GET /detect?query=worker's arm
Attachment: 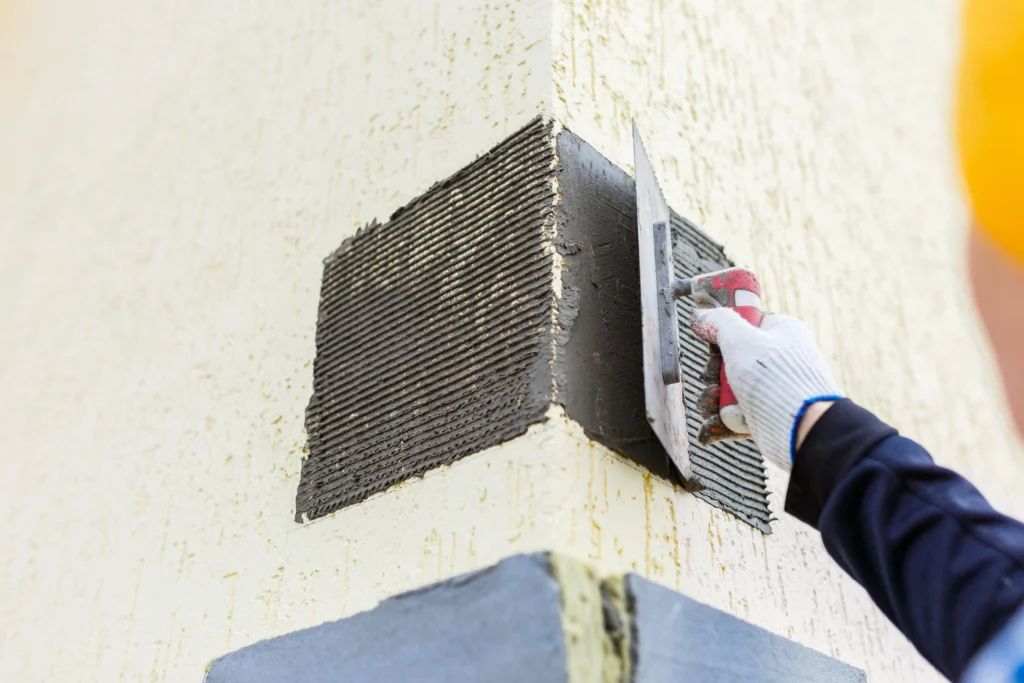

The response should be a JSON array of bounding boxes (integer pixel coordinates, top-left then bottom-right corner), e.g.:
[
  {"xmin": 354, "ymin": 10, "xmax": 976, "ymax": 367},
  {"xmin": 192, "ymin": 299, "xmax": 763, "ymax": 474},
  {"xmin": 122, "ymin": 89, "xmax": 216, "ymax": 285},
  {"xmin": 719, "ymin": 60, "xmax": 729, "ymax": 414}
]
[
  {"xmin": 691, "ymin": 306, "xmax": 1024, "ymax": 681},
  {"xmin": 786, "ymin": 399, "xmax": 1024, "ymax": 681}
]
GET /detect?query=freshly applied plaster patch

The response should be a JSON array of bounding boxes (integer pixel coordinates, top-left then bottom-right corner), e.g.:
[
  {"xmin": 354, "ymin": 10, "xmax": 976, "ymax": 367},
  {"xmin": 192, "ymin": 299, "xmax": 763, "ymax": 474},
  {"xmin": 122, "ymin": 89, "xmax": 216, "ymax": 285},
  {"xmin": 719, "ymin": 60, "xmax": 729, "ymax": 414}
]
[
  {"xmin": 553, "ymin": 131, "xmax": 771, "ymax": 532},
  {"xmin": 297, "ymin": 119, "xmax": 558, "ymax": 521},
  {"xmin": 299, "ymin": 116, "xmax": 769, "ymax": 531},
  {"xmin": 553, "ymin": 129, "xmax": 672, "ymax": 477}
]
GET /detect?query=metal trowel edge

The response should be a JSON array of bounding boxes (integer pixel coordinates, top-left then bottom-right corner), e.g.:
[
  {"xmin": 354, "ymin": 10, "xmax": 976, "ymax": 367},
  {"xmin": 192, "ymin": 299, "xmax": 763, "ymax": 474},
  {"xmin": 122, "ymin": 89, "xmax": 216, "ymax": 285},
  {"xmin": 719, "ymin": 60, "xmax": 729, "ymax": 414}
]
[{"xmin": 632, "ymin": 123, "xmax": 702, "ymax": 490}]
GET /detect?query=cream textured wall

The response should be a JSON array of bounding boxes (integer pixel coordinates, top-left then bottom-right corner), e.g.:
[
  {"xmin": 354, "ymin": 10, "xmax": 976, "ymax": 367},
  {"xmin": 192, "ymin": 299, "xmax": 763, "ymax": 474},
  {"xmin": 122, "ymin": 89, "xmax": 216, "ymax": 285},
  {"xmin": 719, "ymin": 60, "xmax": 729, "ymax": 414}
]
[
  {"xmin": 0, "ymin": 1, "xmax": 551, "ymax": 681},
  {"xmin": 549, "ymin": 0, "xmax": 1024, "ymax": 680},
  {"xmin": 550, "ymin": 0, "xmax": 1024, "ymax": 505},
  {"xmin": 1, "ymin": 1, "xmax": 1021, "ymax": 682}
]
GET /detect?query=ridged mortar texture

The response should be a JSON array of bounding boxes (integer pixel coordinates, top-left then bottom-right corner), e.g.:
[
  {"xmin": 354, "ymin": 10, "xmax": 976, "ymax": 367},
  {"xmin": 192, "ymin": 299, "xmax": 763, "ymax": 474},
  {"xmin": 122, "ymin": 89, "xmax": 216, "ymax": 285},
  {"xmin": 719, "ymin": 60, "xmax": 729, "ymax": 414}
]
[
  {"xmin": 298, "ymin": 118, "xmax": 558, "ymax": 521},
  {"xmin": 671, "ymin": 214, "xmax": 772, "ymax": 533},
  {"xmin": 299, "ymin": 116, "xmax": 770, "ymax": 532}
]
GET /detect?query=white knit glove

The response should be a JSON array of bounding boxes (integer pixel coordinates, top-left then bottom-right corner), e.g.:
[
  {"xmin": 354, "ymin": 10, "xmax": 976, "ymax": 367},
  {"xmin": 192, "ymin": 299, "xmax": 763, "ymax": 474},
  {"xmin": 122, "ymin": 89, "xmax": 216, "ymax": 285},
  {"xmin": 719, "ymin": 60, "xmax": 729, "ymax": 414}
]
[{"xmin": 691, "ymin": 308, "xmax": 843, "ymax": 471}]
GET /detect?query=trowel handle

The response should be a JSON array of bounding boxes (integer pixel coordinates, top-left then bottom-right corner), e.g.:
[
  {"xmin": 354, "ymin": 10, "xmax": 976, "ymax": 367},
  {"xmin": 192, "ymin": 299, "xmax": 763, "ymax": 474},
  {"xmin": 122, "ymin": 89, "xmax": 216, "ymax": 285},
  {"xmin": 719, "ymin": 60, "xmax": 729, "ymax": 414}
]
[{"xmin": 687, "ymin": 268, "xmax": 764, "ymax": 434}]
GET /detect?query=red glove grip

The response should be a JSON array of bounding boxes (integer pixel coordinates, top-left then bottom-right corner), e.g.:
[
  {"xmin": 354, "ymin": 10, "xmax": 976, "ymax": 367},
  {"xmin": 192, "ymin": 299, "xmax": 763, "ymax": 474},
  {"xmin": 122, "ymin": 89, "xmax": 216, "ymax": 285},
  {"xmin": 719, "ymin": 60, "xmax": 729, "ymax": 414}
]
[
  {"xmin": 691, "ymin": 268, "xmax": 764, "ymax": 434},
  {"xmin": 718, "ymin": 306, "xmax": 763, "ymax": 431}
]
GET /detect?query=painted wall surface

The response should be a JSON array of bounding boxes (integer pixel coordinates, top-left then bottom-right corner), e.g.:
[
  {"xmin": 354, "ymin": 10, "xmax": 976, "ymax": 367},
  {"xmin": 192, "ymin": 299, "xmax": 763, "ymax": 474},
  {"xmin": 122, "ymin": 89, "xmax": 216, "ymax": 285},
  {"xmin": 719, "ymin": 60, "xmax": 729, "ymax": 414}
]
[{"xmin": 1, "ymin": 2, "xmax": 1021, "ymax": 683}]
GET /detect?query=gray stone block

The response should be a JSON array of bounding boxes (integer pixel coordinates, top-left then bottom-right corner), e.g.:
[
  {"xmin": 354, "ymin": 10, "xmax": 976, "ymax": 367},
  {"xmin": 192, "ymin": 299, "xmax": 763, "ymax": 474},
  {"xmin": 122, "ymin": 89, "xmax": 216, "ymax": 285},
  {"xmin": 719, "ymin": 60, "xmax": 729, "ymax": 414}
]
[
  {"xmin": 205, "ymin": 553, "xmax": 865, "ymax": 683},
  {"xmin": 629, "ymin": 575, "xmax": 867, "ymax": 683},
  {"xmin": 205, "ymin": 554, "xmax": 567, "ymax": 683}
]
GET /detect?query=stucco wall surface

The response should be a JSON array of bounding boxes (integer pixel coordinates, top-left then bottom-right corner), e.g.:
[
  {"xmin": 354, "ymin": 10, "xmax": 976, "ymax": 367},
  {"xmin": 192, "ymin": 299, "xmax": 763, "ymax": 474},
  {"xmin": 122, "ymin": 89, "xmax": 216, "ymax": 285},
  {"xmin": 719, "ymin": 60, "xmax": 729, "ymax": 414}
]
[
  {"xmin": 0, "ymin": 1, "xmax": 551, "ymax": 681},
  {"xmin": 551, "ymin": 0, "xmax": 1024, "ymax": 504},
  {"xmin": 548, "ymin": 0, "xmax": 1024, "ymax": 680},
  {"xmin": 1, "ymin": 1, "xmax": 1022, "ymax": 683}
]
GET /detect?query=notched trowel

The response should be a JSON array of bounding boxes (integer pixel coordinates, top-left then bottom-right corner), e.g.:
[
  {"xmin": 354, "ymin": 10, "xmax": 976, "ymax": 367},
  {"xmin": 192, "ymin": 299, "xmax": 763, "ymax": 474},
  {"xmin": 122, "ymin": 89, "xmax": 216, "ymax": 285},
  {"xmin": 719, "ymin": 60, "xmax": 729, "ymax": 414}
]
[
  {"xmin": 632, "ymin": 124, "xmax": 703, "ymax": 490},
  {"xmin": 633, "ymin": 124, "xmax": 698, "ymax": 488},
  {"xmin": 633, "ymin": 125, "xmax": 766, "ymax": 491}
]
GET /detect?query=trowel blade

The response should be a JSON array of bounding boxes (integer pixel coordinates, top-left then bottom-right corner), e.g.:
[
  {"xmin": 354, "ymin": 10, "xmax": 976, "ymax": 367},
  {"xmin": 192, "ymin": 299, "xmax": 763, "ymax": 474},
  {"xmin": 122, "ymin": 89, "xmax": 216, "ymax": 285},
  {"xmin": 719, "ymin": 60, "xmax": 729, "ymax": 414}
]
[{"xmin": 632, "ymin": 123, "xmax": 697, "ymax": 486}]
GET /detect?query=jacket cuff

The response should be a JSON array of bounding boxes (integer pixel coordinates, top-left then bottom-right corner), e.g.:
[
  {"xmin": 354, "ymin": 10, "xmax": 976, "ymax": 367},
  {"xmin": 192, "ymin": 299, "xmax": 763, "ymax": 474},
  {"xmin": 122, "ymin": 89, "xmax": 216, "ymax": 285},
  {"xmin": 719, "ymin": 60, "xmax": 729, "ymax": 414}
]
[{"xmin": 784, "ymin": 399, "xmax": 898, "ymax": 528}]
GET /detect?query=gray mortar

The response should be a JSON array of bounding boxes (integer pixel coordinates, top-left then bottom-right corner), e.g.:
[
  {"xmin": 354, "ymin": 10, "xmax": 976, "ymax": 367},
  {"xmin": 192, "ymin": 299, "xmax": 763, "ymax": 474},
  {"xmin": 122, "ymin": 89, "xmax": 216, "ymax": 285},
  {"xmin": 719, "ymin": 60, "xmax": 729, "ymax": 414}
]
[
  {"xmin": 298, "ymin": 116, "xmax": 770, "ymax": 531},
  {"xmin": 553, "ymin": 129, "xmax": 680, "ymax": 482},
  {"xmin": 297, "ymin": 119, "xmax": 559, "ymax": 521},
  {"xmin": 554, "ymin": 129, "xmax": 771, "ymax": 530}
]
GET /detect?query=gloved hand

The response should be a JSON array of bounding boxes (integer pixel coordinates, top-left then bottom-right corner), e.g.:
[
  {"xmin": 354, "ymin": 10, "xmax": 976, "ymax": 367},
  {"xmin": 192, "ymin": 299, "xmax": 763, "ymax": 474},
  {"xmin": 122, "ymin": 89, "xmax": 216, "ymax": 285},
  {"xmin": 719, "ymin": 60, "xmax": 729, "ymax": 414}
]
[{"xmin": 690, "ymin": 307, "xmax": 843, "ymax": 471}]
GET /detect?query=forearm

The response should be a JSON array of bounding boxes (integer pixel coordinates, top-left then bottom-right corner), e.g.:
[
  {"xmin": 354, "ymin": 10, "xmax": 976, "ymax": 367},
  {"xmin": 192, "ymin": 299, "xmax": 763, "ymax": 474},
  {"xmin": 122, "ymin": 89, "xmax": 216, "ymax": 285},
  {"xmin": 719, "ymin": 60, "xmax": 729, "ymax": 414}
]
[{"xmin": 785, "ymin": 400, "xmax": 1024, "ymax": 681}]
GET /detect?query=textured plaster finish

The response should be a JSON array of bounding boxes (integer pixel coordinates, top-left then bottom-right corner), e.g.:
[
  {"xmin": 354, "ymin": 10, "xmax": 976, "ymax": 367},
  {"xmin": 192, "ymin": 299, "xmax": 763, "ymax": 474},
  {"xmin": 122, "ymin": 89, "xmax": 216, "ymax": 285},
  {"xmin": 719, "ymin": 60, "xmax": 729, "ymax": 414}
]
[
  {"xmin": 2, "ymin": 2, "xmax": 1024, "ymax": 683},
  {"xmin": 298, "ymin": 119, "xmax": 559, "ymax": 521}
]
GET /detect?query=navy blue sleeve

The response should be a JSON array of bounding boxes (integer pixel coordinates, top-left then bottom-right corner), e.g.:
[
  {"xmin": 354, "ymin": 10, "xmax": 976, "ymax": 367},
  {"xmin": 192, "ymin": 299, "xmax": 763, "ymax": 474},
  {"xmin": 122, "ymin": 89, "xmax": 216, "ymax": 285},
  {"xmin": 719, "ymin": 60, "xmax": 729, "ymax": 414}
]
[{"xmin": 784, "ymin": 399, "xmax": 1024, "ymax": 682}]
